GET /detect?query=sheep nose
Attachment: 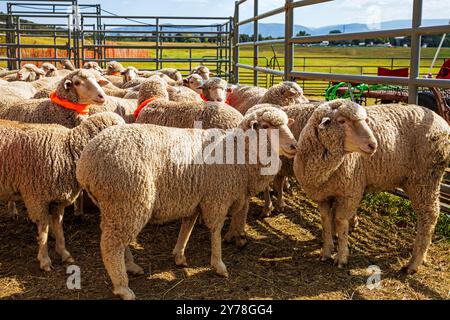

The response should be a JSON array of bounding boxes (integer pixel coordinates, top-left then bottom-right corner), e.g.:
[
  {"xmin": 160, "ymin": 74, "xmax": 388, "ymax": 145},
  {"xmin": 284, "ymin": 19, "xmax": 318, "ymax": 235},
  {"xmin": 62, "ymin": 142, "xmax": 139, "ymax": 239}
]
[
  {"xmin": 367, "ymin": 142, "xmax": 377, "ymax": 153},
  {"xmin": 288, "ymin": 144, "xmax": 297, "ymax": 152},
  {"xmin": 217, "ymin": 98, "xmax": 223, "ymax": 102},
  {"xmin": 97, "ymin": 94, "xmax": 106, "ymax": 102}
]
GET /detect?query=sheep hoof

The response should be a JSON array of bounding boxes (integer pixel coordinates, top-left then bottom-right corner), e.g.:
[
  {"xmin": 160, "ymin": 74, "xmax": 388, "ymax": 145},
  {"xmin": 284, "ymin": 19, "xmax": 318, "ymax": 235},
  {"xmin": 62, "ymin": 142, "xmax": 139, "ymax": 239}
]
[
  {"xmin": 401, "ymin": 265, "xmax": 418, "ymax": 275},
  {"xmin": 261, "ymin": 205, "xmax": 274, "ymax": 218},
  {"xmin": 213, "ymin": 262, "xmax": 229, "ymax": 278},
  {"xmin": 39, "ymin": 258, "xmax": 53, "ymax": 272},
  {"xmin": 320, "ymin": 253, "xmax": 332, "ymax": 262},
  {"xmin": 113, "ymin": 286, "xmax": 136, "ymax": 300},
  {"xmin": 334, "ymin": 257, "xmax": 347, "ymax": 269},
  {"xmin": 235, "ymin": 236, "xmax": 248, "ymax": 249},
  {"xmin": 63, "ymin": 255, "xmax": 75, "ymax": 264},
  {"xmin": 174, "ymin": 255, "xmax": 188, "ymax": 267},
  {"xmin": 274, "ymin": 200, "xmax": 285, "ymax": 212},
  {"xmin": 127, "ymin": 263, "xmax": 145, "ymax": 275}
]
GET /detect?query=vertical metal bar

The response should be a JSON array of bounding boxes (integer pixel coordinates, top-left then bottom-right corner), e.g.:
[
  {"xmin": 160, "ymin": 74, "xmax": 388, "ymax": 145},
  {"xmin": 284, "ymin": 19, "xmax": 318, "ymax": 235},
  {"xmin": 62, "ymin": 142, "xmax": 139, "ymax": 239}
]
[
  {"xmin": 54, "ymin": 26, "xmax": 57, "ymax": 63},
  {"xmin": 233, "ymin": 1, "xmax": 240, "ymax": 84},
  {"xmin": 409, "ymin": 0, "xmax": 422, "ymax": 104},
  {"xmin": 228, "ymin": 18, "xmax": 233, "ymax": 82},
  {"xmin": 16, "ymin": 17, "xmax": 21, "ymax": 68},
  {"xmin": 216, "ymin": 25, "xmax": 220, "ymax": 77},
  {"xmin": 155, "ymin": 18, "xmax": 160, "ymax": 70},
  {"xmin": 81, "ymin": 17, "xmax": 85, "ymax": 65},
  {"xmin": 253, "ymin": 0, "xmax": 258, "ymax": 86},
  {"xmin": 284, "ymin": 0, "xmax": 294, "ymax": 81}
]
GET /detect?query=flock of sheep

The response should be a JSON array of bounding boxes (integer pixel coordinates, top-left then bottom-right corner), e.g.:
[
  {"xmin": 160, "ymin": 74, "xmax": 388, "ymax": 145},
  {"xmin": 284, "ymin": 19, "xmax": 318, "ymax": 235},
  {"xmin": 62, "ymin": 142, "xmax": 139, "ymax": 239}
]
[{"xmin": 0, "ymin": 60, "xmax": 449, "ymax": 300}]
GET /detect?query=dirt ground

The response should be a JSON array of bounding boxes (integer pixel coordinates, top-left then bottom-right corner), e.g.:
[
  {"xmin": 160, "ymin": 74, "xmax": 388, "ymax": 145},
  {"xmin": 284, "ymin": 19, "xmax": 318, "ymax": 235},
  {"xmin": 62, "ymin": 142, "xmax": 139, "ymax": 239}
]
[{"xmin": 0, "ymin": 181, "xmax": 449, "ymax": 300}]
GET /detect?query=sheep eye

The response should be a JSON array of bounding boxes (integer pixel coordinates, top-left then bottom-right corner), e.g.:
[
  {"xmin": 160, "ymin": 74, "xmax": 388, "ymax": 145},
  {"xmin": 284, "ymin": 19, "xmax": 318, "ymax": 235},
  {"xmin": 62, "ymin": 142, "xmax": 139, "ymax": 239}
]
[
  {"xmin": 338, "ymin": 118, "xmax": 346, "ymax": 125},
  {"xmin": 74, "ymin": 80, "xmax": 81, "ymax": 86}
]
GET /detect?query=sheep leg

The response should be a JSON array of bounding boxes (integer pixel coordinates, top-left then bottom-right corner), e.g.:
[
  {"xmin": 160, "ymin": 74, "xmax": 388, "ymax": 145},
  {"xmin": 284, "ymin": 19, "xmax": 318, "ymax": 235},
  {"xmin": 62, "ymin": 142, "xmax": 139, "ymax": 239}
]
[
  {"xmin": 318, "ymin": 200, "xmax": 334, "ymax": 261},
  {"xmin": 8, "ymin": 201, "xmax": 18, "ymax": 218},
  {"xmin": 261, "ymin": 188, "xmax": 273, "ymax": 217},
  {"xmin": 125, "ymin": 247, "xmax": 144, "ymax": 275},
  {"xmin": 100, "ymin": 231, "xmax": 135, "ymax": 300},
  {"xmin": 73, "ymin": 192, "xmax": 84, "ymax": 216},
  {"xmin": 334, "ymin": 197, "xmax": 360, "ymax": 268},
  {"xmin": 172, "ymin": 213, "xmax": 199, "ymax": 267},
  {"xmin": 36, "ymin": 218, "xmax": 52, "ymax": 272},
  {"xmin": 402, "ymin": 183, "xmax": 440, "ymax": 274},
  {"xmin": 224, "ymin": 199, "xmax": 249, "ymax": 248},
  {"xmin": 51, "ymin": 205, "xmax": 74, "ymax": 264},
  {"xmin": 210, "ymin": 219, "xmax": 228, "ymax": 277},
  {"xmin": 273, "ymin": 175, "xmax": 286, "ymax": 211},
  {"xmin": 202, "ymin": 204, "xmax": 229, "ymax": 277}
]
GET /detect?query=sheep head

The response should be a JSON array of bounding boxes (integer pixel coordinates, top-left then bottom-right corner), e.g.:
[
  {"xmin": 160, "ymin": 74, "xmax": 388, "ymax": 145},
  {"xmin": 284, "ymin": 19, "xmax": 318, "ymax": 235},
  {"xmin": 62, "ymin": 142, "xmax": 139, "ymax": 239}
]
[
  {"xmin": 312, "ymin": 99, "xmax": 377, "ymax": 157},
  {"xmin": 241, "ymin": 104, "xmax": 297, "ymax": 159},
  {"xmin": 198, "ymin": 77, "xmax": 228, "ymax": 103},
  {"xmin": 121, "ymin": 66, "xmax": 139, "ymax": 83},
  {"xmin": 106, "ymin": 61, "xmax": 125, "ymax": 75},
  {"xmin": 191, "ymin": 65, "xmax": 211, "ymax": 80},
  {"xmin": 83, "ymin": 61, "xmax": 103, "ymax": 73},
  {"xmin": 57, "ymin": 69, "xmax": 109, "ymax": 105},
  {"xmin": 17, "ymin": 64, "xmax": 45, "ymax": 81},
  {"xmin": 183, "ymin": 74, "xmax": 203, "ymax": 93},
  {"xmin": 41, "ymin": 63, "xmax": 58, "ymax": 77},
  {"xmin": 275, "ymin": 81, "xmax": 309, "ymax": 103}
]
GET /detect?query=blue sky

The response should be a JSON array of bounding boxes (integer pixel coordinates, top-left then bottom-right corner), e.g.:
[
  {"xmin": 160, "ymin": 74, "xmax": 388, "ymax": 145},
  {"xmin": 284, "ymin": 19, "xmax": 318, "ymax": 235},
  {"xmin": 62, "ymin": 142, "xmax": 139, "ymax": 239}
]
[{"xmin": 0, "ymin": 0, "xmax": 448, "ymax": 28}]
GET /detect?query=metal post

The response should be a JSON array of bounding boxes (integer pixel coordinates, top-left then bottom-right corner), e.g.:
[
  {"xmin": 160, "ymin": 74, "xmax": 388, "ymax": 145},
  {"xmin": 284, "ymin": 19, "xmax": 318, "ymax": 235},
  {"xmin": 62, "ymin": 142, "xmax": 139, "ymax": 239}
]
[
  {"xmin": 408, "ymin": 0, "xmax": 422, "ymax": 104},
  {"xmin": 156, "ymin": 18, "xmax": 160, "ymax": 70},
  {"xmin": 233, "ymin": 1, "xmax": 239, "ymax": 83},
  {"xmin": 284, "ymin": 0, "xmax": 294, "ymax": 81},
  {"xmin": 253, "ymin": 0, "xmax": 258, "ymax": 86},
  {"xmin": 16, "ymin": 17, "xmax": 21, "ymax": 68}
]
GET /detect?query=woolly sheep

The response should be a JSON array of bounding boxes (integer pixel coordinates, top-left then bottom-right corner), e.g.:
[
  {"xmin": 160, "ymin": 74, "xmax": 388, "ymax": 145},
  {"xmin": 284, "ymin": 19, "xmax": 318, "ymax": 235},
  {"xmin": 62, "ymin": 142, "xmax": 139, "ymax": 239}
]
[
  {"xmin": 76, "ymin": 105, "xmax": 297, "ymax": 299},
  {"xmin": 0, "ymin": 76, "xmax": 63, "ymax": 101},
  {"xmin": 135, "ymin": 77, "xmax": 242, "ymax": 129},
  {"xmin": 229, "ymin": 81, "xmax": 309, "ymax": 115},
  {"xmin": 199, "ymin": 77, "xmax": 228, "ymax": 103},
  {"xmin": 83, "ymin": 61, "xmax": 103, "ymax": 73},
  {"xmin": 2, "ymin": 64, "xmax": 46, "ymax": 82},
  {"xmin": 41, "ymin": 62, "xmax": 72, "ymax": 77},
  {"xmin": 183, "ymin": 74, "xmax": 203, "ymax": 94},
  {"xmin": 293, "ymin": 100, "xmax": 450, "ymax": 274},
  {"xmin": 0, "ymin": 69, "xmax": 109, "ymax": 128},
  {"xmin": 190, "ymin": 65, "xmax": 211, "ymax": 80},
  {"xmin": 0, "ymin": 112, "xmax": 124, "ymax": 271}
]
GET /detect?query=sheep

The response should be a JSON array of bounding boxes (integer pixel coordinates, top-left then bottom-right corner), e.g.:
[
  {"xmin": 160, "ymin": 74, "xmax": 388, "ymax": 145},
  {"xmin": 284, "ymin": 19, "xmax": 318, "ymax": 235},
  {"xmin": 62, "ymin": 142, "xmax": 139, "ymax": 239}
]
[
  {"xmin": 183, "ymin": 74, "xmax": 203, "ymax": 94},
  {"xmin": 0, "ymin": 76, "xmax": 63, "ymax": 101},
  {"xmin": 0, "ymin": 69, "xmax": 109, "ymax": 128},
  {"xmin": 61, "ymin": 60, "xmax": 76, "ymax": 71},
  {"xmin": 228, "ymin": 86, "xmax": 268, "ymax": 114},
  {"xmin": 89, "ymin": 96, "xmax": 137, "ymax": 124},
  {"xmin": 76, "ymin": 105, "xmax": 297, "ymax": 300},
  {"xmin": 229, "ymin": 81, "xmax": 309, "ymax": 115},
  {"xmin": 190, "ymin": 65, "xmax": 211, "ymax": 80},
  {"xmin": 292, "ymin": 99, "xmax": 450, "ymax": 274},
  {"xmin": 198, "ymin": 77, "xmax": 229, "ymax": 103},
  {"xmin": 166, "ymin": 85, "xmax": 203, "ymax": 103},
  {"xmin": 135, "ymin": 77, "xmax": 242, "ymax": 129},
  {"xmin": 247, "ymin": 102, "xmax": 319, "ymax": 216},
  {"xmin": 106, "ymin": 60, "xmax": 125, "ymax": 76},
  {"xmin": 158, "ymin": 67, "xmax": 182, "ymax": 82},
  {"xmin": 41, "ymin": 62, "xmax": 72, "ymax": 77},
  {"xmin": 121, "ymin": 68, "xmax": 181, "ymax": 89},
  {"xmin": 83, "ymin": 61, "xmax": 103, "ymax": 73},
  {"xmin": 2, "ymin": 64, "xmax": 46, "ymax": 82},
  {"xmin": 0, "ymin": 112, "xmax": 124, "ymax": 271}
]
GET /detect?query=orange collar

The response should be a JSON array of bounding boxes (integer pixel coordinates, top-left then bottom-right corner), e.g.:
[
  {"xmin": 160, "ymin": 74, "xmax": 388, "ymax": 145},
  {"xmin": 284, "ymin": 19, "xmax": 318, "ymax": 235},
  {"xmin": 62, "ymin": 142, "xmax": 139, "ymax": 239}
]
[
  {"xmin": 134, "ymin": 97, "xmax": 158, "ymax": 119},
  {"xmin": 199, "ymin": 93, "xmax": 230, "ymax": 105},
  {"xmin": 50, "ymin": 91, "xmax": 90, "ymax": 115},
  {"xmin": 111, "ymin": 72, "xmax": 121, "ymax": 76}
]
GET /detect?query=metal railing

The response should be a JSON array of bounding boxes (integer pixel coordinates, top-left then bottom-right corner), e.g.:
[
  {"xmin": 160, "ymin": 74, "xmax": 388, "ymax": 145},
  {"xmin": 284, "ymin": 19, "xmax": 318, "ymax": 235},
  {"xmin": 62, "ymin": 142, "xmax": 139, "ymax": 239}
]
[
  {"xmin": 0, "ymin": 1, "xmax": 234, "ymax": 79},
  {"xmin": 232, "ymin": 0, "xmax": 450, "ymax": 104}
]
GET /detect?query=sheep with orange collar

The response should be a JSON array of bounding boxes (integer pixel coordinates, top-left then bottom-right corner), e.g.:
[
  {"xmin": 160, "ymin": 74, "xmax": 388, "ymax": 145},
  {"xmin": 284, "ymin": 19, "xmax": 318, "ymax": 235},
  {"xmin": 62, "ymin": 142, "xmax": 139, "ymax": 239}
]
[{"xmin": 134, "ymin": 76, "xmax": 242, "ymax": 130}]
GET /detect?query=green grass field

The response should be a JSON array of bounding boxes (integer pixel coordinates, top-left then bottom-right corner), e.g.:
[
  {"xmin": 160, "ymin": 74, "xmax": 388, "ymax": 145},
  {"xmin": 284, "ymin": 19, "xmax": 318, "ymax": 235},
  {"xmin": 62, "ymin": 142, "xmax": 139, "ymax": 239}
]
[{"xmin": 1, "ymin": 36, "xmax": 449, "ymax": 94}]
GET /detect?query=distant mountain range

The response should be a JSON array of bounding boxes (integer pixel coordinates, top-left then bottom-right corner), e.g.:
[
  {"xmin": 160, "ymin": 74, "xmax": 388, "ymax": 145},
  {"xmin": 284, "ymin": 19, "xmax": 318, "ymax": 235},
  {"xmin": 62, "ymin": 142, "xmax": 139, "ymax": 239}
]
[{"xmin": 109, "ymin": 19, "xmax": 448, "ymax": 37}]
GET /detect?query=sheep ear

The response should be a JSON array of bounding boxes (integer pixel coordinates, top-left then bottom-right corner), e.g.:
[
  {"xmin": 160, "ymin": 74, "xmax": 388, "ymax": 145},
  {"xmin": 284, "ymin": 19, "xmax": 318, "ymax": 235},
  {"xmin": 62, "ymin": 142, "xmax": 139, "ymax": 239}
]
[
  {"xmin": 120, "ymin": 70, "xmax": 127, "ymax": 75},
  {"xmin": 64, "ymin": 79, "xmax": 72, "ymax": 90},
  {"xmin": 250, "ymin": 120, "xmax": 259, "ymax": 130},
  {"xmin": 319, "ymin": 117, "xmax": 331, "ymax": 129},
  {"xmin": 97, "ymin": 78, "xmax": 110, "ymax": 87},
  {"xmin": 288, "ymin": 118, "xmax": 295, "ymax": 126},
  {"xmin": 183, "ymin": 78, "xmax": 188, "ymax": 85}
]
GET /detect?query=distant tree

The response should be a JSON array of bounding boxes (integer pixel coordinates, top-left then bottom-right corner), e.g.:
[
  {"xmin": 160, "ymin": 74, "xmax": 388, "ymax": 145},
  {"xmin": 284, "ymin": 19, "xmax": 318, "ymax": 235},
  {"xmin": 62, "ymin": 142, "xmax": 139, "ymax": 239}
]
[
  {"xmin": 329, "ymin": 29, "xmax": 342, "ymax": 34},
  {"xmin": 296, "ymin": 30, "xmax": 310, "ymax": 37}
]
